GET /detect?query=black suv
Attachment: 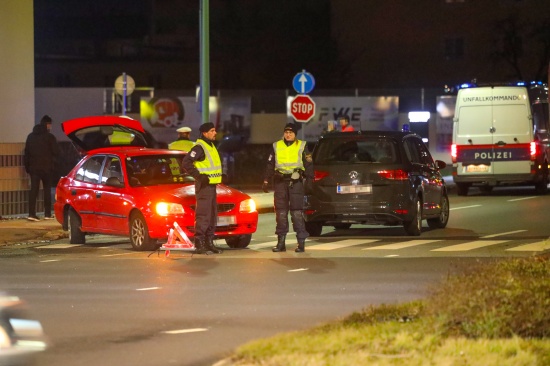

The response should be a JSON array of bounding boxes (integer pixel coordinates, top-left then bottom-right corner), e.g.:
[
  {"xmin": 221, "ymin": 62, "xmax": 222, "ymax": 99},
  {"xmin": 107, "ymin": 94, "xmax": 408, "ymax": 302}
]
[{"xmin": 304, "ymin": 131, "xmax": 449, "ymax": 236}]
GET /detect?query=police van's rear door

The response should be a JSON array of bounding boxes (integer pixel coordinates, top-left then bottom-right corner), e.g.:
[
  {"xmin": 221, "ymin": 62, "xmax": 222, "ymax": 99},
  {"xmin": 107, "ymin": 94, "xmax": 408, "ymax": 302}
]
[
  {"xmin": 455, "ymin": 87, "xmax": 494, "ymax": 176},
  {"xmin": 490, "ymin": 87, "xmax": 531, "ymax": 175}
]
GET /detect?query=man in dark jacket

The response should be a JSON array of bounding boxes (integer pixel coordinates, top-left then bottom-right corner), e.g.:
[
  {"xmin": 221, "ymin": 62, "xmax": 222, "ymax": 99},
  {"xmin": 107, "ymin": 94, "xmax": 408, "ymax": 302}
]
[{"xmin": 24, "ymin": 115, "xmax": 60, "ymax": 221}]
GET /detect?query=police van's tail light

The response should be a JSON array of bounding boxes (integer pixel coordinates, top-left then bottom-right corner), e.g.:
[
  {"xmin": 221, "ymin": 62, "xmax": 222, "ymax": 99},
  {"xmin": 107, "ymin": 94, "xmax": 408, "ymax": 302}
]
[
  {"xmin": 451, "ymin": 144, "xmax": 457, "ymax": 163},
  {"xmin": 314, "ymin": 170, "xmax": 330, "ymax": 181},
  {"xmin": 530, "ymin": 142, "xmax": 537, "ymax": 160},
  {"xmin": 377, "ymin": 169, "xmax": 409, "ymax": 180}
]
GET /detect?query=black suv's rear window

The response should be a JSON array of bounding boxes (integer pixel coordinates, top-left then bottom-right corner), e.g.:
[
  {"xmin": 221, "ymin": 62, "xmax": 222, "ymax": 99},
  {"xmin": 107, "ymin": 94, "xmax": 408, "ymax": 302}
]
[{"xmin": 313, "ymin": 137, "xmax": 400, "ymax": 165}]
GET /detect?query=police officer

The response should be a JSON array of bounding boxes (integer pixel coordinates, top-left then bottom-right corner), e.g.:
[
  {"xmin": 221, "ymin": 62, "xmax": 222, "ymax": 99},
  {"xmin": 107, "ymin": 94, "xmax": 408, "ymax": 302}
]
[
  {"xmin": 182, "ymin": 122, "xmax": 223, "ymax": 254},
  {"xmin": 262, "ymin": 123, "xmax": 313, "ymax": 252},
  {"xmin": 169, "ymin": 126, "xmax": 194, "ymax": 152}
]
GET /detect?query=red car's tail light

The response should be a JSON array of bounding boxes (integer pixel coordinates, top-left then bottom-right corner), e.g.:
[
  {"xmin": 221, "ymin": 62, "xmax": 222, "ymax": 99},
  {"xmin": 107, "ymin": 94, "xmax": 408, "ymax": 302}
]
[
  {"xmin": 377, "ymin": 169, "xmax": 409, "ymax": 180},
  {"xmin": 314, "ymin": 170, "xmax": 330, "ymax": 181}
]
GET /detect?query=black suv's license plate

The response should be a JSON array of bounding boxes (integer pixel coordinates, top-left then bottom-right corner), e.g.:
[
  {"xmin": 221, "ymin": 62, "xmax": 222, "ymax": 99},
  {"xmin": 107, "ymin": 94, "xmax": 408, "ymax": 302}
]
[{"xmin": 337, "ymin": 184, "xmax": 372, "ymax": 194}]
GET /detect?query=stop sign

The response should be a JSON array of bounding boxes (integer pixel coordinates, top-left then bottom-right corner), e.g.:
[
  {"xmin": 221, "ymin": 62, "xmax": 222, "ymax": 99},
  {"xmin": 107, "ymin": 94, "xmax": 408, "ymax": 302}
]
[{"xmin": 290, "ymin": 94, "xmax": 316, "ymax": 123}]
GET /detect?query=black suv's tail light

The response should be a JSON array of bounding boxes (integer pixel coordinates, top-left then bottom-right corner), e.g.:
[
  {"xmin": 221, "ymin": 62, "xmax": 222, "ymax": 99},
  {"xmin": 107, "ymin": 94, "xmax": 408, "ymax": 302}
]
[
  {"xmin": 377, "ymin": 169, "xmax": 409, "ymax": 180},
  {"xmin": 314, "ymin": 170, "xmax": 330, "ymax": 181}
]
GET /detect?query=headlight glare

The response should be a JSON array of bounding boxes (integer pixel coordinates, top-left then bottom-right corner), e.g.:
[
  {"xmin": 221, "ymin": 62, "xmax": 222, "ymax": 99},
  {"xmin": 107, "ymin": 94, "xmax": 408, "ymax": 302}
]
[
  {"xmin": 156, "ymin": 202, "xmax": 185, "ymax": 216},
  {"xmin": 239, "ymin": 199, "xmax": 256, "ymax": 213}
]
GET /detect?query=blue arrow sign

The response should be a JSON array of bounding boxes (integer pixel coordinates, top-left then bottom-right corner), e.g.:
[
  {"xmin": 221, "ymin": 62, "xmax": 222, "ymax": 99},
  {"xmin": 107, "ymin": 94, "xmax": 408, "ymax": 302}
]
[{"xmin": 292, "ymin": 70, "xmax": 315, "ymax": 94}]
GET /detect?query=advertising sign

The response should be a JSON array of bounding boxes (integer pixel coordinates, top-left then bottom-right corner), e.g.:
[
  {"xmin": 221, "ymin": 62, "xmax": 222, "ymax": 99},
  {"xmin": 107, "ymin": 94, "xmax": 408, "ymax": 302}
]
[
  {"xmin": 140, "ymin": 96, "xmax": 251, "ymax": 145},
  {"xmin": 287, "ymin": 96, "xmax": 399, "ymax": 142}
]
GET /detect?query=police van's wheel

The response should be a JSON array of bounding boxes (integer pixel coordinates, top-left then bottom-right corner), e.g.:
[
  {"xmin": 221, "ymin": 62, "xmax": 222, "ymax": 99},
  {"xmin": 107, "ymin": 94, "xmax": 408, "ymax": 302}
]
[
  {"xmin": 68, "ymin": 208, "xmax": 85, "ymax": 244},
  {"xmin": 129, "ymin": 212, "xmax": 157, "ymax": 251},
  {"xmin": 305, "ymin": 221, "xmax": 323, "ymax": 236},
  {"xmin": 427, "ymin": 194, "xmax": 449, "ymax": 229},
  {"xmin": 225, "ymin": 234, "xmax": 251, "ymax": 248},
  {"xmin": 456, "ymin": 183, "xmax": 470, "ymax": 196},
  {"xmin": 404, "ymin": 197, "xmax": 422, "ymax": 236}
]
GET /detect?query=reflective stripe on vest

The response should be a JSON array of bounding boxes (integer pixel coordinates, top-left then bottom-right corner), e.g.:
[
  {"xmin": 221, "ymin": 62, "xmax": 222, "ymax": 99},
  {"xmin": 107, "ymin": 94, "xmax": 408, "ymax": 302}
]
[
  {"xmin": 168, "ymin": 139, "xmax": 195, "ymax": 152},
  {"xmin": 274, "ymin": 139, "xmax": 306, "ymax": 174},
  {"xmin": 194, "ymin": 139, "xmax": 222, "ymax": 184}
]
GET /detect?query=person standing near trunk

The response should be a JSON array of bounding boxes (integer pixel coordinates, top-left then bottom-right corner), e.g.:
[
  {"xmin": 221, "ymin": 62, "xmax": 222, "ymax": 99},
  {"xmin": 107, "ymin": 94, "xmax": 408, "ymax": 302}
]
[{"xmin": 24, "ymin": 115, "xmax": 60, "ymax": 221}]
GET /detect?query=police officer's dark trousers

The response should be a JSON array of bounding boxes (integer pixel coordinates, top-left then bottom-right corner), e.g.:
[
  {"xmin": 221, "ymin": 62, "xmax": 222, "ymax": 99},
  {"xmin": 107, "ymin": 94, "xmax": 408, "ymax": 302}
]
[
  {"xmin": 194, "ymin": 181, "xmax": 217, "ymax": 243},
  {"xmin": 273, "ymin": 177, "xmax": 309, "ymax": 244}
]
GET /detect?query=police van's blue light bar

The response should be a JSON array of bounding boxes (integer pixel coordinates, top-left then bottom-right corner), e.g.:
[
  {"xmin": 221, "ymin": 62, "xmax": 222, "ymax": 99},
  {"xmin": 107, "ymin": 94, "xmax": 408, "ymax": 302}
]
[{"xmin": 455, "ymin": 81, "xmax": 546, "ymax": 90}]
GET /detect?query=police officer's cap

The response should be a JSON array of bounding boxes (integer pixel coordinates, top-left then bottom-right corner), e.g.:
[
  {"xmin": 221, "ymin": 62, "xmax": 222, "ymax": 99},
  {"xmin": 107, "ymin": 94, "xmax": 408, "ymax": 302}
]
[
  {"xmin": 284, "ymin": 123, "xmax": 297, "ymax": 134},
  {"xmin": 177, "ymin": 126, "xmax": 192, "ymax": 133}
]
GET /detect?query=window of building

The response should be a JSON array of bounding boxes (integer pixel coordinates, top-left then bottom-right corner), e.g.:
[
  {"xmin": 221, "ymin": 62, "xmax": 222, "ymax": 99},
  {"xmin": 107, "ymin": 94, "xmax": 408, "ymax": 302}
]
[{"xmin": 444, "ymin": 37, "xmax": 464, "ymax": 60}]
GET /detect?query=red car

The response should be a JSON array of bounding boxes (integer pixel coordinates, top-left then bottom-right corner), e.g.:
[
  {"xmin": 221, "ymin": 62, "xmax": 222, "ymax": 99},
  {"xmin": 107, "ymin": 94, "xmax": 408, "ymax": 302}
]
[{"xmin": 54, "ymin": 116, "xmax": 258, "ymax": 251}]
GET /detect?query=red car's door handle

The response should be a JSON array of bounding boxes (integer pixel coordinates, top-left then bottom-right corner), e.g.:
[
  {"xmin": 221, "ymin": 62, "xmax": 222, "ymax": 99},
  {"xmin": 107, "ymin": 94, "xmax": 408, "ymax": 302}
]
[{"xmin": 96, "ymin": 192, "xmax": 102, "ymax": 199}]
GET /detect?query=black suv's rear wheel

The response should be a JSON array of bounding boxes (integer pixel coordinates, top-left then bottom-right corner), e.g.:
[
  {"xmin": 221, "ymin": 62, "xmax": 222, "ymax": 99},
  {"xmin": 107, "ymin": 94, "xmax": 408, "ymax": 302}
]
[
  {"xmin": 403, "ymin": 198, "xmax": 422, "ymax": 236},
  {"xmin": 305, "ymin": 221, "xmax": 323, "ymax": 236},
  {"xmin": 427, "ymin": 194, "xmax": 449, "ymax": 229}
]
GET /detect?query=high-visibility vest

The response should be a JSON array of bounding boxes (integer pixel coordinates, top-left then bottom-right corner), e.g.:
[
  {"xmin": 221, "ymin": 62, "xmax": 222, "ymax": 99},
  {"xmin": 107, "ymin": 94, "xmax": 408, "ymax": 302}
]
[
  {"xmin": 194, "ymin": 139, "xmax": 222, "ymax": 184},
  {"xmin": 169, "ymin": 139, "xmax": 195, "ymax": 152},
  {"xmin": 109, "ymin": 131, "xmax": 134, "ymax": 145},
  {"xmin": 273, "ymin": 139, "xmax": 306, "ymax": 174}
]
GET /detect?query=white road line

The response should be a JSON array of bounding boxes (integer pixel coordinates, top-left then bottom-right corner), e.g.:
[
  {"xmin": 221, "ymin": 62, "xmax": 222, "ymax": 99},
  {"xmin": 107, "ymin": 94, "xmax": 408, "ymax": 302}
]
[
  {"xmin": 508, "ymin": 196, "xmax": 536, "ymax": 202},
  {"xmin": 248, "ymin": 241, "xmax": 279, "ymax": 249},
  {"xmin": 288, "ymin": 268, "xmax": 309, "ymax": 272},
  {"xmin": 432, "ymin": 240, "xmax": 509, "ymax": 252},
  {"xmin": 449, "ymin": 205, "xmax": 482, "ymax": 210},
  {"xmin": 136, "ymin": 287, "xmax": 161, "ymax": 291},
  {"xmin": 384, "ymin": 255, "xmax": 400, "ymax": 257},
  {"xmin": 481, "ymin": 230, "xmax": 527, "ymax": 238},
  {"xmin": 101, "ymin": 253, "xmax": 135, "ymax": 257},
  {"xmin": 309, "ymin": 239, "xmax": 379, "ymax": 251},
  {"xmin": 40, "ymin": 259, "xmax": 60, "ymax": 263},
  {"xmin": 162, "ymin": 328, "xmax": 208, "ymax": 335},
  {"xmin": 507, "ymin": 240, "xmax": 550, "ymax": 252},
  {"xmin": 36, "ymin": 243, "xmax": 81, "ymax": 249},
  {"xmin": 363, "ymin": 239, "xmax": 441, "ymax": 250}
]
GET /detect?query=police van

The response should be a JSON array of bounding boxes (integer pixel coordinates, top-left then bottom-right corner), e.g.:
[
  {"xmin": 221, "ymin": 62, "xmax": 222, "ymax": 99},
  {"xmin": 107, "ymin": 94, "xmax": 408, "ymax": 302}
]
[{"xmin": 451, "ymin": 82, "xmax": 549, "ymax": 195}]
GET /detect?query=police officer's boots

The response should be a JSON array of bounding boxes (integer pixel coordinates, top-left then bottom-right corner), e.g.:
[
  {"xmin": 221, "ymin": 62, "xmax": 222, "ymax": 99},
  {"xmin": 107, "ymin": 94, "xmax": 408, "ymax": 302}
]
[
  {"xmin": 206, "ymin": 236, "xmax": 223, "ymax": 254},
  {"xmin": 272, "ymin": 235, "xmax": 286, "ymax": 252},
  {"xmin": 194, "ymin": 237, "xmax": 212, "ymax": 255},
  {"xmin": 295, "ymin": 239, "xmax": 305, "ymax": 253}
]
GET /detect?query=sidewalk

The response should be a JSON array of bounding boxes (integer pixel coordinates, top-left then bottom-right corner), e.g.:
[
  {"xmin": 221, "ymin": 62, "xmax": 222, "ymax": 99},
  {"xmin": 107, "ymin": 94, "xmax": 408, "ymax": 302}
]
[{"xmin": 0, "ymin": 191, "xmax": 274, "ymax": 247}]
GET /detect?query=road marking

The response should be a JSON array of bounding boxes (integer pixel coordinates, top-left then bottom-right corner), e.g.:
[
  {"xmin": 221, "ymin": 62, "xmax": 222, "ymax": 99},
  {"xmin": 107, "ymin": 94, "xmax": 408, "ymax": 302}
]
[
  {"xmin": 432, "ymin": 240, "xmax": 509, "ymax": 251},
  {"xmin": 481, "ymin": 230, "xmax": 527, "ymax": 238},
  {"xmin": 309, "ymin": 239, "xmax": 378, "ymax": 250},
  {"xmin": 363, "ymin": 240, "xmax": 440, "ymax": 250},
  {"xmin": 101, "ymin": 253, "xmax": 135, "ymax": 257},
  {"xmin": 40, "ymin": 259, "xmax": 60, "ymax": 263},
  {"xmin": 36, "ymin": 243, "xmax": 81, "ymax": 249},
  {"xmin": 248, "ymin": 241, "xmax": 279, "ymax": 249},
  {"xmin": 162, "ymin": 328, "xmax": 208, "ymax": 335},
  {"xmin": 385, "ymin": 255, "xmax": 400, "ymax": 257},
  {"xmin": 449, "ymin": 205, "xmax": 482, "ymax": 210},
  {"xmin": 508, "ymin": 196, "xmax": 536, "ymax": 202},
  {"xmin": 288, "ymin": 268, "xmax": 309, "ymax": 272},
  {"xmin": 507, "ymin": 240, "xmax": 550, "ymax": 252},
  {"xmin": 136, "ymin": 287, "xmax": 161, "ymax": 291}
]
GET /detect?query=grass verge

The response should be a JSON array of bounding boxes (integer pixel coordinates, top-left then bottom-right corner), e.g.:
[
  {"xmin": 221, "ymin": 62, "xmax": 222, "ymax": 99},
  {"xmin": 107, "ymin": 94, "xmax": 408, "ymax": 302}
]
[{"xmin": 226, "ymin": 257, "xmax": 550, "ymax": 365}]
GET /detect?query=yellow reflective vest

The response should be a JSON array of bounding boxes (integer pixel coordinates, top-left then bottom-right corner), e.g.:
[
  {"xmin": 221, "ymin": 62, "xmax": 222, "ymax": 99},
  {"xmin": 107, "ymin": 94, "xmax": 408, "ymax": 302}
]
[
  {"xmin": 168, "ymin": 139, "xmax": 195, "ymax": 152},
  {"xmin": 273, "ymin": 139, "xmax": 306, "ymax": 174},
  {"xmin": 194, "ymin": 139, "xmax": 222, "ymax": 184}
]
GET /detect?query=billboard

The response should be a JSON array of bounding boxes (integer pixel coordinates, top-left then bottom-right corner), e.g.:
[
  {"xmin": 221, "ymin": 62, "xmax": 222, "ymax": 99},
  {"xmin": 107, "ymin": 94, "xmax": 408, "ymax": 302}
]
[{"xmin": 286, "ymin": 96, "xmax": 399, "ymax": 141}]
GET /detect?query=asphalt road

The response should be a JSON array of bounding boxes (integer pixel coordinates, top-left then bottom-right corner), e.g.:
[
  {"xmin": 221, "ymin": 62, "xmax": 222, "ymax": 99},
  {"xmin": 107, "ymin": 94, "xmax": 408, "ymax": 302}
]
[{"xmin": 1, "ymin": 186, "xmax": 549, "ymax": 366}]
